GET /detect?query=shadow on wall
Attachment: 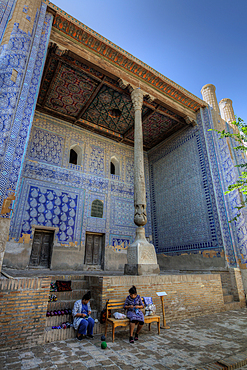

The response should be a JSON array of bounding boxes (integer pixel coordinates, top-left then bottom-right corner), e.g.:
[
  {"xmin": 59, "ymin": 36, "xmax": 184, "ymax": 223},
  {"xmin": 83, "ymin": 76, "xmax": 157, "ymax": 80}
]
[{"xmin": 157, "ymin": 250, "xmax": 226, "ymax": 271}]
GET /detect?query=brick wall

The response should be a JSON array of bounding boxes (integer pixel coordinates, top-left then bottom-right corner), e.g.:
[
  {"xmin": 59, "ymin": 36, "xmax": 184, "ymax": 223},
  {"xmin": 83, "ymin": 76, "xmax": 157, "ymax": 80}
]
[
  {"xmin": 101, "ymin": 274, "xmax": 226, "ymax": 322},
  {"xmin": 230, "ymin": 268, "xmax": 246, "ymax": 307},
  {"xmin": 0, "ymin": 276, "xmax": 51, "ymax": 351},
  {"xmin": 219, "ymin": 269, "xmax": 246, "ymax": 305},
  {"xmin": 85, "ymin": 276, "xmax": 104, "ymax": 312}
]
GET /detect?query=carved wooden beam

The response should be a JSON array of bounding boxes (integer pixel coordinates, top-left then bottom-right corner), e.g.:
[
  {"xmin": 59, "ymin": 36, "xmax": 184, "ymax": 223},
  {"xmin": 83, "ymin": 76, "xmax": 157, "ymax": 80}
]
[
  {"xmin": 75, "ymin": 77, "xmax": 106, "ymax": 121},
  {"xmin": 36, "ymin": 105, "xmax": 76, "ymax": 123},
  {"xmin": 185, "ymin": 116, "xmax": 197, "ymax": 126},
  {"xmin": 39, "ymin": 44, "xmax": 58, "ymax": 105}
]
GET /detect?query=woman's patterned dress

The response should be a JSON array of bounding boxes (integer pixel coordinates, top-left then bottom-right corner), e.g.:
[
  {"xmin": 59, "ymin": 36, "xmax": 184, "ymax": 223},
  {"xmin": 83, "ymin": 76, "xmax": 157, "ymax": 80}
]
[{"xmin": 124, "ymin": 294, "xmax": 144, "ymax": 322}]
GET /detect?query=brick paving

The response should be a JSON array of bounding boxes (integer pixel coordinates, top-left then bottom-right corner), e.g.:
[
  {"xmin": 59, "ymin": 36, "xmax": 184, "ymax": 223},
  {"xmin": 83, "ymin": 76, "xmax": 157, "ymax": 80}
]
[{"xmin": 1, "ymin": 308, "xmax": 247, "ymax": 370}]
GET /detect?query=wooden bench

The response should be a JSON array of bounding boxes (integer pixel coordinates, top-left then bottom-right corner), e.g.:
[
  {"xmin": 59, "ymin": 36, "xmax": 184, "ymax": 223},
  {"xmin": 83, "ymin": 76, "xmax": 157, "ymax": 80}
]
[{"xmin": 104, "ymin": 298, "xmax": 160, "ymax": 342}]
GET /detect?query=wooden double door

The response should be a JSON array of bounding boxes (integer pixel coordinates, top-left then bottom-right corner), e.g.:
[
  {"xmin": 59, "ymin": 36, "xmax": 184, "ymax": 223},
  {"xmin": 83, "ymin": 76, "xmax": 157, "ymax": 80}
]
[
  {"xmin": 29, "ymin": 230, "xmax": 54, "ymax": 268},
  {"xmin": 84, "ymin": 233, "xmax": 103, "ymax": 266}
]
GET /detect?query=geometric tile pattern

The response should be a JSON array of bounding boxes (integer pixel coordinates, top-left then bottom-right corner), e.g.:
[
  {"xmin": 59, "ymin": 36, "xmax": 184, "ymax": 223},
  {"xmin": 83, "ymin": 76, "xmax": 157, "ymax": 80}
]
[
  {"xmin": 198, "ymin": 109, "xmax": 239, "ymax": 267},
  {"xmin": 111, "ymin": 197, "xmax": 135, "ymax": 228},
  {"xmin": 125, "ymin": 157, "xmax": 134, "ymax": 183},
  {"xmin": 28, "ymin": 127, "xmax": 64, "ymax": 166},
  {"xmin": 149, "ymin": 124, "xmax": 221, "ymax": 254},
  {"xmin": 152, "ymin": 133, "xmax": 213, "ymax": 252},
  {"xmin": 22, "ymin": 186, "xmax": 77, "ymax": 242},
  {"xmin": 201, "ymin": 108, "xmax": 247, "ymax": 266}
]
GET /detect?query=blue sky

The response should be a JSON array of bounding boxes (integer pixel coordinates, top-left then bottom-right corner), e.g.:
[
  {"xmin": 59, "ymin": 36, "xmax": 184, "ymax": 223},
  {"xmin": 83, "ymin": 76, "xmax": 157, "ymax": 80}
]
[{"xmin": 54, "ymin": 0, "xmax": 246, "ymax": 122}]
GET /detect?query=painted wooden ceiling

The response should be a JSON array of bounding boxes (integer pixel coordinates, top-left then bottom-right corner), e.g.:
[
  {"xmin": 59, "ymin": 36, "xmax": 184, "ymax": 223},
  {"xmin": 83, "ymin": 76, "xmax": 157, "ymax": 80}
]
[{"xmin": 37, "ymin": 44, "xmax": 188, "ymax": 149}]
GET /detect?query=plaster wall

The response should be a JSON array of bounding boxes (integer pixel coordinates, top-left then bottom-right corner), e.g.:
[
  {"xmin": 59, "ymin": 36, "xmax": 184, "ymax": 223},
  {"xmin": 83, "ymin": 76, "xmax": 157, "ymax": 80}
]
[
  {"xmin": 241, "ymin": 269, "xmax": 247, "ymax": 295},
  {"xmin": 157, "ymin": 252, "xmax": 226, "ymax": 271}
]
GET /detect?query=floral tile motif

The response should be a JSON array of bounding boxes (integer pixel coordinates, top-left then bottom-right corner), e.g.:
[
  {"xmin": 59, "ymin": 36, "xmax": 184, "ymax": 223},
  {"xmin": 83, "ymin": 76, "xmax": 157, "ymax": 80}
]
[{"xmin": 10, "ymin": 178, "xmax": 84, "ymax": 244}]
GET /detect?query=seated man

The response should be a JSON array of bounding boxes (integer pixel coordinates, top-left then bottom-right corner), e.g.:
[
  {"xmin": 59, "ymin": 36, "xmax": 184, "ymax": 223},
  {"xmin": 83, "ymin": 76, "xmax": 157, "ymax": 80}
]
[{"xmin": 72, "ymin": 291, "xmax": 94, "ymax": 340}]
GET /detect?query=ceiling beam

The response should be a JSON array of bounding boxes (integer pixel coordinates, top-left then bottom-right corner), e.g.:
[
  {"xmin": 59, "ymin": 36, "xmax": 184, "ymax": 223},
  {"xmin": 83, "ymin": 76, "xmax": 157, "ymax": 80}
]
[
  {"xmin": 39, "ymin": 48, "xmax": 53, "ymax": 105},
  {"xmin": 144, "ymin": 100, "xmax": 184, "ymax": 124},
  {"xmin": 75, "ymin": 76, "xmax": 106, "ymax": 121},
  {"xmin": 36, "ymin": 105, "xmax": 76, "ymax": 123}
]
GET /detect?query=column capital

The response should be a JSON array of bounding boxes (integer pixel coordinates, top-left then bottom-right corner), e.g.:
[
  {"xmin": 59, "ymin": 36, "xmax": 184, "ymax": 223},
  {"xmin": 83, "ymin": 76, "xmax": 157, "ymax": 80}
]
[{"xmin": 131, "ymin": 88, "xmax": 143, "ymax": 111}]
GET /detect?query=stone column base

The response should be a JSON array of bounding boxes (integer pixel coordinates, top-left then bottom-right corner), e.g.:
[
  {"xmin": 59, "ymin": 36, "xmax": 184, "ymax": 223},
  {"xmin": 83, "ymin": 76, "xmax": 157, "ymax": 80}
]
[
  {"xmin": 124, "ymin": 227, "xmax": 160, "ymax": 275},
  {"xmin": 124, "ymin": 263, "xmax": 160, "ymax": 275}
]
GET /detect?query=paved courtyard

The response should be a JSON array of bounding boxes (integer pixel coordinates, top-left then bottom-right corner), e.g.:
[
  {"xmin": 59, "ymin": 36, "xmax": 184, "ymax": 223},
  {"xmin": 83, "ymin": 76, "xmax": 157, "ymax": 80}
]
[{"xmin": 1, "ymin": 308, "xmax": 247, "ymax": 370}]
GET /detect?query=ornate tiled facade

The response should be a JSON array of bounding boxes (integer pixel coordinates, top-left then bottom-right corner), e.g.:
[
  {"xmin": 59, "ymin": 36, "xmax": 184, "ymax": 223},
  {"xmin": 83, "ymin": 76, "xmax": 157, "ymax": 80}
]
[
  {"xmin": 8, "ymin": 112, "xmax": 150, "ymax": 255},
  {"xmin": 1, "ymin": 0, "xmax": 247, "ymax": 274}
]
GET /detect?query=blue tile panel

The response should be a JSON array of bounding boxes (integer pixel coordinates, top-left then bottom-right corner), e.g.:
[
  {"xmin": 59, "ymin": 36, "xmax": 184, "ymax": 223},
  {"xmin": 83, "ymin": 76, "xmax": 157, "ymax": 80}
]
[
  {"xmin": 0, "ymin": 4, "xmax": 53, "ymax": 217},
  {"xmin": 0, "ymin": 0, "xmax": 15, "ymax": 43},
  {"xmin": 28, "ymin": 127, "xmax": 65, "ymax": 166},
  {"xmin": 202, "ymin": 108, "xmax": 247, "ymax": 266},
  {"xmin": 9, "ymin": 112, "xmax": 152, "ymax": 249},
  {"xmin": 109, "ymin": 234, "xmax": 133, "ymax": 252},
  {"xmin": 148, "ymin": 104, "xmax": 247, "ymax": 268},
  {"xmin": 149, "ymin": 122, "xmax": 223, "ymax": 256},
  {"xmin": 11, "ymin": 178, "xmax": 84, "ymax": 243}
]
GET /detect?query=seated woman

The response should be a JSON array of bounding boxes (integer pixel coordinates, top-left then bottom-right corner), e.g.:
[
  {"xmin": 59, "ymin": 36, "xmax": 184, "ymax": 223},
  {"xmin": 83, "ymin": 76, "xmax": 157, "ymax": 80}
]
[
  {"xmin": 72, "ymin": 291, "xmax": 94, "ymax": 340},
  {"xmin": 124, "ymin": 285, "xmax": 144, "ymax": 343}
]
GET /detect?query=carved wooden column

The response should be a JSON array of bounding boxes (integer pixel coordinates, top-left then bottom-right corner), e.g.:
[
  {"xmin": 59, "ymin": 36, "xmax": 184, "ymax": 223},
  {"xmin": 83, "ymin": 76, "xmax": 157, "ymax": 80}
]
[
  {"xmin": 124, "ymin": 88, "xmax": 160, "ymax": 275},
  {"xmin": 132, "ymin": 88, "xmax": 147, "ymax": 227}
]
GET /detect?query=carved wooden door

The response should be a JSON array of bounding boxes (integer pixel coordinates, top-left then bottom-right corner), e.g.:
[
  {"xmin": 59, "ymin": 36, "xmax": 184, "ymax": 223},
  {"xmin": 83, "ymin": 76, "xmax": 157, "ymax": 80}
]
[
  {"xmin": 85, "ymin": 234, "xmax": 102, "ymax": 265},
  {"xmin": 29, "ymin": 230, "xmax": 53, "ymax": 268}
]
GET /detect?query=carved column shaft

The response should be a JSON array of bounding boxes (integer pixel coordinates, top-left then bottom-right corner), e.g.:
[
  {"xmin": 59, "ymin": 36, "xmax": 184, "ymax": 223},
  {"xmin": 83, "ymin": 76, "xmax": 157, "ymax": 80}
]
[
  {"xmin": 124, "ymin": 88, "xmax": 159, "ymax": 275},
  {"xmin": 131, "ymin": 88, "xmax": 147, "ymax": 227}
]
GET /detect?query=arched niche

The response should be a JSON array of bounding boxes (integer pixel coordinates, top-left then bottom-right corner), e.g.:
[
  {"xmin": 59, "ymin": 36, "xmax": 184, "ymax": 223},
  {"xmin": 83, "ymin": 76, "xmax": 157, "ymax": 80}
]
[
  {"xmin": 110, "ymin": 156, "xmax": 120, "ymax": 176},
  {"xmin": 91, "ymin": 199, "xmax": 103, "ymax": 218},
  {"xmin": 69, "ymin": 144, "xmax": 82, "ymax": 166}
]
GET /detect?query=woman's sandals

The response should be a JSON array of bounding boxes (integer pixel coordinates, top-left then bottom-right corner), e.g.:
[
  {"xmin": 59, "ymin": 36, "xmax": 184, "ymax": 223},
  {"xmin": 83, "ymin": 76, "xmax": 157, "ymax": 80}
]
[
  {"xmin": 129, "ymin": 336, "xmax": 134, "ymax": 343},
  {"xmin": 129, "ymin": 332, "xmax": 139, "ymax": 343},
  {"xmin": 76, "ymin": 334, "xmax": 86, "ymax": 341}
]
